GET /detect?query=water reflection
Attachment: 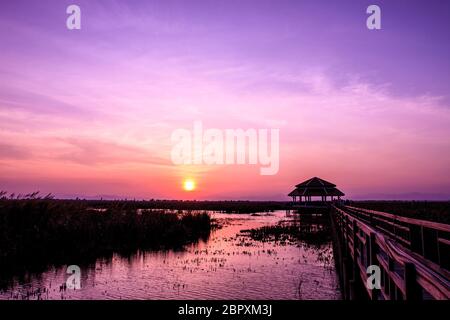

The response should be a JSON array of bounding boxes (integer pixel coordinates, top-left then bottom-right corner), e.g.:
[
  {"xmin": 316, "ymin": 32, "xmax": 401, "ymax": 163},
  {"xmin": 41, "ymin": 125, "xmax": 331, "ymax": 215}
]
[{"xmin": 0, "ymin": 211, "xmax": 340, "ymax": 300}]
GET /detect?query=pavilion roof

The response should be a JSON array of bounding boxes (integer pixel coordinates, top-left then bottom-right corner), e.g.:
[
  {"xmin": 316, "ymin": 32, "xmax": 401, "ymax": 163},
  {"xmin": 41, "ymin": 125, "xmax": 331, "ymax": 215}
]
[
  {"xmin": 295, "ymin": 177, "xmax": 336, "ymax": 188},
  {"xmin": 289, "ymin": 177, "xmax": 345, "ymax": 197}
]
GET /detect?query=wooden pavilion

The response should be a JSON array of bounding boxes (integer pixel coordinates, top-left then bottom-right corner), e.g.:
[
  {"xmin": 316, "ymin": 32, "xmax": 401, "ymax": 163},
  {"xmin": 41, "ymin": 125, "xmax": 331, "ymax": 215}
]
[{"xmin": 288, "ymin": 177, "xmax": 345, "ymax": 203}]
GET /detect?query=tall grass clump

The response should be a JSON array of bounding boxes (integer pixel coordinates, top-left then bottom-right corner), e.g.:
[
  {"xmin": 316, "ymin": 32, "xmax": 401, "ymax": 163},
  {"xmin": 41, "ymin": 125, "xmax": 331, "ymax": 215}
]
[{"xmin": 0, "ymin": 193, "xmax": 211, "ymax": 269}]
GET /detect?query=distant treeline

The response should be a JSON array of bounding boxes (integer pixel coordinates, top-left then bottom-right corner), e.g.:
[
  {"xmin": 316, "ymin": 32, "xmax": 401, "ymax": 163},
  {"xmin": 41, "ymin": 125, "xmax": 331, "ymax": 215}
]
[
  {"xmin": 81, "ymin": 199, "xmax": 291, "ymax": 213},
  {"xmin": 347, "ymin": 200, "xmax": 450, "ymax": 224},
  {"xmin": 0, "ymin": 191, "xmax": 292, "ymax": 213},
  {"xmin": 0, "ymin": 197, "xmax": 211, "ymax": 274}
]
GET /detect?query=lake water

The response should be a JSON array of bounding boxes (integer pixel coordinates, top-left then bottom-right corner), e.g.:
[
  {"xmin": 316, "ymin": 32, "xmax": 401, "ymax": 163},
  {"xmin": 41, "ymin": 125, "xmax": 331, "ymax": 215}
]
[{"xmin": 0, "ymin": 211, "xmax": 341, "ymax": 300}]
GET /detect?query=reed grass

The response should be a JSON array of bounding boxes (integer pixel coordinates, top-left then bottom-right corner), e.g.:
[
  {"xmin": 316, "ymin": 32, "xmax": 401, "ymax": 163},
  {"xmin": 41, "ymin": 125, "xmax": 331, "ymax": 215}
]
[{"xmin": 0, "ymin": 192, "xmax": 211, "ymax": 269}]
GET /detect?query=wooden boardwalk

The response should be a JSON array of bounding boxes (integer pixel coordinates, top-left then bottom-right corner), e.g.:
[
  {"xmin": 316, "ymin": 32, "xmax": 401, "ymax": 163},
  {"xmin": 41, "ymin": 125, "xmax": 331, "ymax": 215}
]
[{"xmin": 331, "ymin": 204, "xmax": 450, "ymax": 300}]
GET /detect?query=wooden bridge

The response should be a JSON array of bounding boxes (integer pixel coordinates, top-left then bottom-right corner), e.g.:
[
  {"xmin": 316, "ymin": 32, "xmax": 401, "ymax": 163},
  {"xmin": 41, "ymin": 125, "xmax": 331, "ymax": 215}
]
[{"xmin": 330, "ymin": 204, "xmax": 450, "ymax": 300}]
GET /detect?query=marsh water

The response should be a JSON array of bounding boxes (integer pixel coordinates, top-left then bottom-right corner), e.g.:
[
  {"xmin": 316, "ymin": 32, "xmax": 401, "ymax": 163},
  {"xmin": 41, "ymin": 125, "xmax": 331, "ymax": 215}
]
[{"xmin": 0, "ymin": 211, "xmax": 340, "ymax": 300}]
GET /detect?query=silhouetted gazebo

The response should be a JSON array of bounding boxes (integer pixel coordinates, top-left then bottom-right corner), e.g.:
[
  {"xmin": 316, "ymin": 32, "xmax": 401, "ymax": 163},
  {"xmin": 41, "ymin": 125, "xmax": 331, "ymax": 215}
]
[{"xmin": 288, "ymin": 177, "xmax": 344, "ymax": 202}]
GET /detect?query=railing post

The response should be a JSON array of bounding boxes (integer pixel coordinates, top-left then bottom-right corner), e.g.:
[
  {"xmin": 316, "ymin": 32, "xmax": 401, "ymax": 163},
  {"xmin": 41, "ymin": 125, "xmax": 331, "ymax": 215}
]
[
  {"xmin": 404, "ymin": 262, "xmax": 421, "ymax": 300},
  {"xmin": 409, "ymin": 224, "xmax": 423, "ymax": 254},
  {"xmin": 352, "ymin": 220, "xmax": 358, "ymax": 263},
  {"xmin": 352, "ymin": 220, "xmax": 358, "ymax": 297},
  {"xmin": 344, "ymin": 215, "xmax": 349, "ymax": 258},
  {"xmin": 422, "ymin": 227, "xmax": 439, "ymax": 263},
  {"xmin": 369, "ymin": 232, "xmax": 379, "ymax": 300},
  {"xmin": 438, "ymin": 238, "xmax": 450, "ymax": 270},
  {"xmin": 348, "ymin": 219, "xmax": 358, "ymax": 300},
  {"xmin": 388, "ymin": 257, "xmax": 396, "ymax": 300}
]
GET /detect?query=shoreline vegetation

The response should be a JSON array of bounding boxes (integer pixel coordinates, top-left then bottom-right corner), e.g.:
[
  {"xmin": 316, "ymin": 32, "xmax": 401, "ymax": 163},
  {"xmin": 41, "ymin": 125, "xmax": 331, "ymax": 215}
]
[{"xmin": 0, "ymin": 193, "xmax": 211, "ymax": 279}]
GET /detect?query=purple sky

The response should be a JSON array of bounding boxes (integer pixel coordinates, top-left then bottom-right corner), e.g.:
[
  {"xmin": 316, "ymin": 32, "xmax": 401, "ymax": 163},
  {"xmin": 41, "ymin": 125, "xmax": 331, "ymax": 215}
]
[{"xmin": 1, "ymin": 0, "xmax": 449, "ymax": 200}]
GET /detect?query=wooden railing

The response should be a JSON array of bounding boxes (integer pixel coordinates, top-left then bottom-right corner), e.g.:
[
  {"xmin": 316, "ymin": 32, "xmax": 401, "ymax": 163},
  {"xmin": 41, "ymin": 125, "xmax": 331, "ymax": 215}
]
[
  {"xmin": 344, "ymin": 205, "xmax": 450, "ymax": 270},
  {"xmin": 332, "ymin": 205, "xmax": 450, "ymax": 300}
]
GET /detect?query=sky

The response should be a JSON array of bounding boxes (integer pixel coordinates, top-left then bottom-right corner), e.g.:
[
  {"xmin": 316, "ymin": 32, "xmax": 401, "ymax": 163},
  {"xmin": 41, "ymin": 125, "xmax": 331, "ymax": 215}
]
[{"xmin": 0, "ymin": 0, "xmax": 449, "ymax": 200}]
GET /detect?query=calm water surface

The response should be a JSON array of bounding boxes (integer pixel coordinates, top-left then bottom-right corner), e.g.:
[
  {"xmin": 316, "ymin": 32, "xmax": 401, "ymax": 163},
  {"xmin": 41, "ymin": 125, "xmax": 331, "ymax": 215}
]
[{"xmin": 0, "ymin": 211, "xmax": 341, "ymax": 300}]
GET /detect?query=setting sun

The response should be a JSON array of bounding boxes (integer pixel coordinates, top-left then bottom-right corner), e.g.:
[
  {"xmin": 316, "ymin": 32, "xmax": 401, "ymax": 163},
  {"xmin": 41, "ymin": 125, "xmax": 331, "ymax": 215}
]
[{"xmin": 183, "ymin": 179, "xmax": 196, "ymax": 192}]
